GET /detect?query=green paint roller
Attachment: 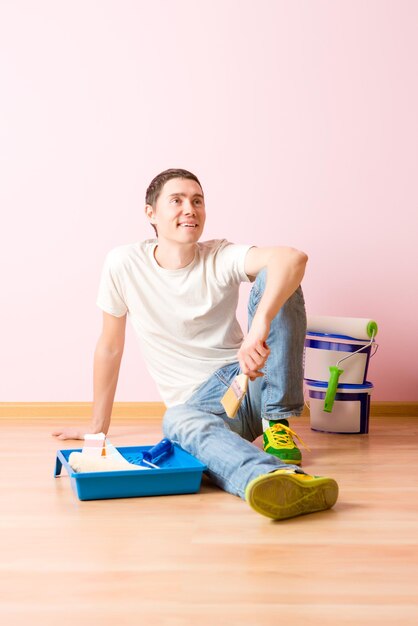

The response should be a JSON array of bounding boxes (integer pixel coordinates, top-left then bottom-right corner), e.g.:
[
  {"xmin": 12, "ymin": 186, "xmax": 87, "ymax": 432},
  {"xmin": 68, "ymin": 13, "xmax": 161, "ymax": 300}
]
[{"xmin": 306, "ymin": 317, "xmax": 379, "ymax": 413}]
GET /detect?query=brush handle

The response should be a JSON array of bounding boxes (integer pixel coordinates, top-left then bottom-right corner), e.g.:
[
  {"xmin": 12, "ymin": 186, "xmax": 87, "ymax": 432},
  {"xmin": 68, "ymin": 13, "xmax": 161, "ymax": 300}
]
[{"xmin": 231, "ymin": 375, "xmax": 248, "ymax": 399}]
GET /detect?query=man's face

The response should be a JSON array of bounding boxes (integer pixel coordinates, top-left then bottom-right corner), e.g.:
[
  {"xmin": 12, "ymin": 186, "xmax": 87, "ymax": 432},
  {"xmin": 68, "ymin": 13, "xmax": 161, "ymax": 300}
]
[{"xmin": 146, "ymin": 177, "xmax": 206, "ymax": 243}]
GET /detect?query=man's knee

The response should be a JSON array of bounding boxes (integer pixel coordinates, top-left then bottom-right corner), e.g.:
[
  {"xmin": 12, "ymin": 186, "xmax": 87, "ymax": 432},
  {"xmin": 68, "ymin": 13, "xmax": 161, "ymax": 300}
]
[
  {"xmin": 249, "ymin": 270, "xmax": 305, "ymax": 313},
  {"xmin": 248, "ymin": 268, "xmax": 267, "ymax": 308},
  {"xmin": 162, "ymin": 406, "xmax": 183, "ymax": 440},
  {"xmin": 163, "ymin": 405, "xmax": 209, "ymax": 443},
  {"xmin": 254, "ymin": 267, "xmax": 267, "ymax": 291},
  {"xmin": 163, "ymin": 404, "xmax": 229, "ymax": 447}
]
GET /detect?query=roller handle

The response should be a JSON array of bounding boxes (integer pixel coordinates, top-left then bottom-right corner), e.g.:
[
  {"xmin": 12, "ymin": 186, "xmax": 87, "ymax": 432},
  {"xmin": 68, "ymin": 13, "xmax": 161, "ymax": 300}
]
[{"xmin": 324, "ymin": 366, "xmax": 344, "ymax": 413}]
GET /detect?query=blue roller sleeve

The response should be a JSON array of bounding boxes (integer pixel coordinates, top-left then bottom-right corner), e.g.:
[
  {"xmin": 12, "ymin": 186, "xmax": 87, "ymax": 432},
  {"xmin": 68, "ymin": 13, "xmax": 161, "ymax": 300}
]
[{"xmin": 142, "ymin": 438, "xmax": 174, "ymax": 464}]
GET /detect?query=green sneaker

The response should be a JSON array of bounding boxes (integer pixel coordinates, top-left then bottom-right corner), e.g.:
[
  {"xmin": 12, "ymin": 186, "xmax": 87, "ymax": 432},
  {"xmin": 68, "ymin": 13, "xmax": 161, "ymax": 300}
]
[
  {"xmin": 245, "ymin": 469, "xmax": 339, "ymax": 520},
  {"xmin": 263, "ymin": 419, "xmax": 310, "ymax": 466}
]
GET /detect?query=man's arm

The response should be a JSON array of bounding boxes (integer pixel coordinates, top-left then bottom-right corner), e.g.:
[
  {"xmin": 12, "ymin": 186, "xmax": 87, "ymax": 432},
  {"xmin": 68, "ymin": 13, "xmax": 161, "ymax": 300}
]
[
  {"xmin": 52, "ymin": 312, "xmax": 126, "ymax": 440},
  {"xmin": 238, "ymin": 246, "xmax": 308, "ymax": 380}
]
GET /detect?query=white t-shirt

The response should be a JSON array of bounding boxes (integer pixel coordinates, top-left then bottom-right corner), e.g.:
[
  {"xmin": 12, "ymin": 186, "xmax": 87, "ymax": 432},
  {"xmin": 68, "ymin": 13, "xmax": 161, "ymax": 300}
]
[{"xmin": 97, "ymin": 239, "xmax": 254, "ymax": 407}]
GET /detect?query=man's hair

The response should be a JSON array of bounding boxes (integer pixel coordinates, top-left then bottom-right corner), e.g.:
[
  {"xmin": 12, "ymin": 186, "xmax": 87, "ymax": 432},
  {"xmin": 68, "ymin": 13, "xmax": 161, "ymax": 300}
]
[{"xmin": 145, "ymin": 168, "xmax": 203, "ymax": 237}]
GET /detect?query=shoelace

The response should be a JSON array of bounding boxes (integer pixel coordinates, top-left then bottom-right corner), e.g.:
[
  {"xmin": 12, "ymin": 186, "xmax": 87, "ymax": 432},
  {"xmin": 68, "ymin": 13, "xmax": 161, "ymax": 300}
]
[{"xmin": 270, "ymin": 423, "xmax": 311, "ymax": 451}]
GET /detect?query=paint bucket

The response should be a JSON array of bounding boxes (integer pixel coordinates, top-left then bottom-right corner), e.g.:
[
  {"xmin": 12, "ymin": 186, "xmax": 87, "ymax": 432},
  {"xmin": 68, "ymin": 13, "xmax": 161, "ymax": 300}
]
[
  {"xmin": 305, "ymin": 380, "xmax": 373, "ymax": 434},
  {"xmin": 304, "ymin": 332, "xmax": 373, "ymax": 385}
]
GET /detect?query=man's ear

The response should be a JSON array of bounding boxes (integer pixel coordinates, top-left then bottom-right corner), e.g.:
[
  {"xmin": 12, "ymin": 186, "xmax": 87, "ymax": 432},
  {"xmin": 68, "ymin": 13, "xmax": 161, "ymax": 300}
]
[{"xmin": 145, "ymin": 204, "xmax": 156, "ymax": 223}]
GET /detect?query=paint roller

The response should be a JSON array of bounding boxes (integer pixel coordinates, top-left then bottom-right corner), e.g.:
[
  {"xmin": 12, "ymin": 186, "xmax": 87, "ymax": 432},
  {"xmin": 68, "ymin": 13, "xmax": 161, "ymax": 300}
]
[
  {"xmin": 68, "ymin": 438, "xmax": 174, "ymax": 473},
  {"xmin": 307, "ymin": 316, "xmax": 378, "ymax": 413},
  {"xmin": 68, "ymin": 452, "xmax": 149, "ymax": 472},
  {"xmin": 307, "ymin": 317, "xmax": 378, "ymax": 340}
]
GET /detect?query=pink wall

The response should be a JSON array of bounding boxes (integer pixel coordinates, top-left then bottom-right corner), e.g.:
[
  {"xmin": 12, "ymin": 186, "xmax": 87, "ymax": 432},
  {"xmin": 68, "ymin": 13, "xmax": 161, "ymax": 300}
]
[{"xmin": 1, "ymin": 1, "xmax": 417, "ymax": 402}]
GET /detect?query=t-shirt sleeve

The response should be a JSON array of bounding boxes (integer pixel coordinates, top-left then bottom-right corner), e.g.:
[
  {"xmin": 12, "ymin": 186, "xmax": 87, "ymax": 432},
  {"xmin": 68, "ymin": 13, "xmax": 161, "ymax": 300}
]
[
  {"xmin": 96, "ymin": 251, "xmax": 128, "ymax": 317},
  {"xmin": 214, "ymin": 240, "xmax": 255, "ymax": 285}
]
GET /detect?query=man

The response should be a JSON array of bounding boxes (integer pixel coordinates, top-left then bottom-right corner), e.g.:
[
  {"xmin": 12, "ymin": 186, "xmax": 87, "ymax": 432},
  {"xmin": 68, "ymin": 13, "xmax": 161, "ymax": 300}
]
[{"xmin": 53, "ymin": 168, "xmax": 338, "ymax": 520}]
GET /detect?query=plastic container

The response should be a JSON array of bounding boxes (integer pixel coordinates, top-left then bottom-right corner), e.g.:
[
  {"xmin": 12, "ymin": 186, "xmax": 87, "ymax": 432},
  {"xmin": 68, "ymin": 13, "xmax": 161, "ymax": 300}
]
[
  {"xmin": 54, "ymin": 443, "xmax": 207, "ymax": 501},
  {"xmin": 305, "ymin": 379, "xmax": 373, "ymax": 434},
  {"xmin": 304, "ymin": 332, "xmax": 372, "ymax": 384}
]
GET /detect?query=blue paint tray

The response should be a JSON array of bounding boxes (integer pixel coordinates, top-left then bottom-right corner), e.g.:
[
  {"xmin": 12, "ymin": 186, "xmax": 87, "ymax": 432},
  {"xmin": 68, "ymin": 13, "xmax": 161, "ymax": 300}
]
[{"xmin": 54, "ymin": 443, "xmax": 207, "ymax": 501}]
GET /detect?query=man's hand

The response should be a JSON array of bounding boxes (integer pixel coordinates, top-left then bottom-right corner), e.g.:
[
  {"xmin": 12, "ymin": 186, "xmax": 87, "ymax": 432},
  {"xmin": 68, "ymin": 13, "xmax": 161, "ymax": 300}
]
[
  {"xmin": 237, "ymin": 318, "xmax": 271, "ymax": 381},
  {"xmin": 52, "ymin": 427, "xmax": 88, "ymax": 441}
]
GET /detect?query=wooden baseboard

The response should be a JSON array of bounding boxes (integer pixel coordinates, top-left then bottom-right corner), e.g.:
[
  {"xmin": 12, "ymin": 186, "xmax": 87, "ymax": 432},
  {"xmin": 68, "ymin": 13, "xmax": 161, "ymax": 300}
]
[
  {"xmin": 0, "ymin": 402, "xmax": 166, "ymax": 418},
  {"xmin": 0, "ymin": 401, "xmax": 417, "ymax": 418},
  {"xmin": 370, "ymin": 402, "xmax": 418, "ymax": 417}
]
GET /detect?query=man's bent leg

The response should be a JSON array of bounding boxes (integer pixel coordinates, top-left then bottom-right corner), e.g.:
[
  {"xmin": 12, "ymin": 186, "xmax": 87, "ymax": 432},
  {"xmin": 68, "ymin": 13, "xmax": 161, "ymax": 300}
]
[
  {"xmin": 247, "ymin": 268, "xmax": 307, "ymax": 419},
  {"xmin": 247, "ymin": 269, "xmax": 307, "ymax": 464}
]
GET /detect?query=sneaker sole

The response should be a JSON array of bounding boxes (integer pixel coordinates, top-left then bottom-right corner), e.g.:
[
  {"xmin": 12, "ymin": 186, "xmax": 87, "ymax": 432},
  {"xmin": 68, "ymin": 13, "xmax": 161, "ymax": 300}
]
[
  {"xmin": 264, "ymin": 452, "xmax": 302, "ymax": 466},
  {"xmin": 281, "ymin": 458, "xmax": 302, "ymax": 466},
  {"xmin": 245, "ymin": 473, "xmax": 339, "ymax": 520}
]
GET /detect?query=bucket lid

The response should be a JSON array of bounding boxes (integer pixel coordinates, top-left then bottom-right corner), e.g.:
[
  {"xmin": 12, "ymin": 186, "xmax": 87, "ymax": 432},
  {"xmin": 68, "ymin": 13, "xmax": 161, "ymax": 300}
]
[
  {"xmin": 304, "ymin": 379, "xmax": 374, "ymax": 390},
  {"xmin": 306, "ymin": 330, "xmax": 366, "ymax": 342}
]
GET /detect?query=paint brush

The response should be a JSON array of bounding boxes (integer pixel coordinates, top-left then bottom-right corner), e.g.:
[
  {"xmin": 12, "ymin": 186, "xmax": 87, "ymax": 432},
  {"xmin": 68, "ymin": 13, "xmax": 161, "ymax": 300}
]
[{"xmin": 221, "ymin": 373, "xmax": 249, "ymax": 418}]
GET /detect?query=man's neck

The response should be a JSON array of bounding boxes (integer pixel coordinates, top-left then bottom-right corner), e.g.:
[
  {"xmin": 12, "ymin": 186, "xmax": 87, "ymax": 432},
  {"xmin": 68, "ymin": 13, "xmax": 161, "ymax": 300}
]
[{"xmin": 154, "ymin": 240, "xmax": 197, "ymax": 270}]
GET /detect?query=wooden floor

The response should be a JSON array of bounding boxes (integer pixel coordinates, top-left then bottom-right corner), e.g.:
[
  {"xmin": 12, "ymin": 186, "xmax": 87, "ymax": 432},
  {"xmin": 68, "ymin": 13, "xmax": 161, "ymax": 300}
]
[{"xmin": 1, "ymin": 414, "xmax": 417, "ymax": 626}]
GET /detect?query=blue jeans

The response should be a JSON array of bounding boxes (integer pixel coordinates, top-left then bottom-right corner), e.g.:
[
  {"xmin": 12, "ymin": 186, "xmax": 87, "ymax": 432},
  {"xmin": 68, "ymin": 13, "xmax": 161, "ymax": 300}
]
[{"xmin": 163, "ymin": 269, "xmax": 307, "ymax": 499}]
